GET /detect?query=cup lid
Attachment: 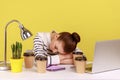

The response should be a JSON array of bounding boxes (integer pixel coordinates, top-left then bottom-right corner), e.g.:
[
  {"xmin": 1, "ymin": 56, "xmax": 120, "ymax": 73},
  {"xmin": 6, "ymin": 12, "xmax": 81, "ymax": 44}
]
[
  {"xmin": 75, "ymin": 56, "xmax": 87, "ymax": 61},
  {"xmin": 23, "ymin": 52, "xmax": 34, "ymax": 56},
  {"xmin": 35, "ymin": 55, "xmax": 47, "ymax": 61},
  {"xmin": 73, "ymin": 52, "xmax": 83, "ymax": 55}
]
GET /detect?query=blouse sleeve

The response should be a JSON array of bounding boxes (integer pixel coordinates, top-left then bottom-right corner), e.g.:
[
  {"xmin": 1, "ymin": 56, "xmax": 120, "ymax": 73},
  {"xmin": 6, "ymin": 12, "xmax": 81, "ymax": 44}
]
[{"xmin": 33, "ymin": 33, "xmax": 47, "ymax": 57}]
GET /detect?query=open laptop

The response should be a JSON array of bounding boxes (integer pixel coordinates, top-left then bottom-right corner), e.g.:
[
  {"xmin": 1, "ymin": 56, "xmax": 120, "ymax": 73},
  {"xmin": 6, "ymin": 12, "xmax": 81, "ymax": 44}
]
[{"xmin": 86, "ymin": 39, "xmax": 120, "ymax": 73}]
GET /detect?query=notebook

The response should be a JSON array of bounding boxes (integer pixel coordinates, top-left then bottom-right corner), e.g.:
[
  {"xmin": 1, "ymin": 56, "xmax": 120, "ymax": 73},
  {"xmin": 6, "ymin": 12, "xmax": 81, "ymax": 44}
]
[{"xmin": 86, "ymin": 39, "xmax": 120, "ymax": 73}]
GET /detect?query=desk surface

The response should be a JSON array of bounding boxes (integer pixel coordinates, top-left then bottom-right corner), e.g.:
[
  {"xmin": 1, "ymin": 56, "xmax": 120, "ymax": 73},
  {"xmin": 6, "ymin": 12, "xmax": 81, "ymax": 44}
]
[{"xmin": 0, "ymin": 65, "xmax": 120, "ymax": 80}]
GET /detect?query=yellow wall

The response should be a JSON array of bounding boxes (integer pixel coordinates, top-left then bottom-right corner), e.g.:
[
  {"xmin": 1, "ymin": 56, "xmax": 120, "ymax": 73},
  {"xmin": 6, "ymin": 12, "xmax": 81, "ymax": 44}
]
[{"xmin": 0, "ymin": 0, "xmax": 120, "ymax": 61}]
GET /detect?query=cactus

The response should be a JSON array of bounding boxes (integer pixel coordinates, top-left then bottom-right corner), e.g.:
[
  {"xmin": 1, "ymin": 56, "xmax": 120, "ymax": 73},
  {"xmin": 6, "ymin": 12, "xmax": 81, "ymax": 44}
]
[{"xmin": 11, "ymin": 41, "xmax": 22, "ymax": 59}]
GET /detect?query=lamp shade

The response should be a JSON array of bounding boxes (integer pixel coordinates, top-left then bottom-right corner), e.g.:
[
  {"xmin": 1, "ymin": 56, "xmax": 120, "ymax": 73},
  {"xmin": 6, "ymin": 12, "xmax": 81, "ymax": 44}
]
[
  {"xmin": 19, "ymin": 24, "xmax": 32, "ymax": 40},
  {"xmin": 20, "ymin": 27, "xmax": 32, "ymax": 40}
]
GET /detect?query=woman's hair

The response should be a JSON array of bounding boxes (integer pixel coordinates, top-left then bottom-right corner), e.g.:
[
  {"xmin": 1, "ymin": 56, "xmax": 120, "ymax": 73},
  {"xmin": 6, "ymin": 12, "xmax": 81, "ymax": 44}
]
[{"xmin": 57, "ymin": 32, "xmax": 80, "ymax": 53}]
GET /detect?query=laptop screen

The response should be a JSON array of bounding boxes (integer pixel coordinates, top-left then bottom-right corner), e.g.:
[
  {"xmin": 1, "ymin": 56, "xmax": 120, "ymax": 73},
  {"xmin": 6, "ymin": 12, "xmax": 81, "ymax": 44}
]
[{"xmin": 91, "ymin": 39, "xmax": 120, "ymax": 73}]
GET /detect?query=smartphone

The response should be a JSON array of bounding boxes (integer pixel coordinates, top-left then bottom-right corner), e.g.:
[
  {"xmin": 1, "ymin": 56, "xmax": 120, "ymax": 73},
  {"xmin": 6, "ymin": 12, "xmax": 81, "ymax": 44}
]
[{"xmin": 46, "ymin": 65, "xmax": 65, "ymax": 71}]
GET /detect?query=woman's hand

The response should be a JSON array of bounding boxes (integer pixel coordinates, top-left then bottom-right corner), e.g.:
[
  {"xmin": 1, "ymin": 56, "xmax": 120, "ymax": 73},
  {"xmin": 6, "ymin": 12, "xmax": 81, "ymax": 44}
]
[
  {"xmin": 60, "ymin": 58, "xmax": 73, "ymax": 64},
  {"xmin": 58, "ymin": 53, "xmax": 73, "ymax": 64}
]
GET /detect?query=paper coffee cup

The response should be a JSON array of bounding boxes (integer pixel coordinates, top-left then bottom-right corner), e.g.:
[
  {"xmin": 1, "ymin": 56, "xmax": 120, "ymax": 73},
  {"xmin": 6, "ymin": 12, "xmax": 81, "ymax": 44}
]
[
  {"xmin": 23, "ymin": 51, "xmax": 34, "ymax": 68},
  {"xmin": 36, "ymin": 60, "xmax": 46, "ymax": 73},
  {"xmin": 24, "ymin": 56, "xmax": 34, "ymax": 68},
  {"xmin": 75, "ymin": 56, "xmax": 87, "ymax": 73},
  {"xmin": 36, "ymin": 56, "xmax": 47, "ymax": 73},
  {"xmin": 73, "ymin": 52, "xmax": 83, "ymax": 65}
]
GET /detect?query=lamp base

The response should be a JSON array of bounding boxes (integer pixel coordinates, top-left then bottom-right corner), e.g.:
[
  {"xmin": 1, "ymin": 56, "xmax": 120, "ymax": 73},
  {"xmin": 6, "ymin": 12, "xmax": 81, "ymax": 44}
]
[{"xmin": 0, "ymin": 61, "xmax": 11, "ymax": 71}]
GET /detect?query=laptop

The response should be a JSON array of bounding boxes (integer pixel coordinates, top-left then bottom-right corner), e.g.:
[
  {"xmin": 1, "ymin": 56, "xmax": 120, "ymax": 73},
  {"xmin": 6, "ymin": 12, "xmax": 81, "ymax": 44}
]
[{"xmin": 86, "ymin": 39, "xmax": 120, "ymax": 73}]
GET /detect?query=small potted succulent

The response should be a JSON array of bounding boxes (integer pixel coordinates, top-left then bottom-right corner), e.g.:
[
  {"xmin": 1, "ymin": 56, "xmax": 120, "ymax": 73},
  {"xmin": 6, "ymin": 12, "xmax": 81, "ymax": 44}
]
[{"xmin": 10, "ymin": 41, "xmax": 23, "ymax": 72}]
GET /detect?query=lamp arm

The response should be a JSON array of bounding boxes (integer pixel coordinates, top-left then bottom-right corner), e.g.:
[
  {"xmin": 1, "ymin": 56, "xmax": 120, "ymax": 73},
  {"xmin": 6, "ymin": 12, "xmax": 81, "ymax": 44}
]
[
  {"xmin": 5, "ymin": 20, "xmax": 23, "ymax": 30},
  {"xmin": 4, "ymin": 20, "xmax": 23, "ymax": 65}
]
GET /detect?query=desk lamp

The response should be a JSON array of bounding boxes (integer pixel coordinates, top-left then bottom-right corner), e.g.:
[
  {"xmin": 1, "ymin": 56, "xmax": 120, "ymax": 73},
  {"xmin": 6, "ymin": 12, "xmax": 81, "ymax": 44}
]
[{"xmin": 0, "ymin": 20, "xmax": 32, "ymax": 71}]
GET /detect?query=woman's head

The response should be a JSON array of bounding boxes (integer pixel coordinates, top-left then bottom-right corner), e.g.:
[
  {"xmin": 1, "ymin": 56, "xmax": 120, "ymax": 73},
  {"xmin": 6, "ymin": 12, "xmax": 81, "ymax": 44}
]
[{"xmin": 49, "ymin": 32, "xmax": 80, "ymax": 54}]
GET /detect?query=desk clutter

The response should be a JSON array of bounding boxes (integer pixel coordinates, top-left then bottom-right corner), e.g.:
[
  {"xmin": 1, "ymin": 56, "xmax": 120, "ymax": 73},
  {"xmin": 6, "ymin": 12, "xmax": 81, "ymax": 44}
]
[{"xmin": 11, "ymin": 50, "xmax": 87, "ymax": 74}]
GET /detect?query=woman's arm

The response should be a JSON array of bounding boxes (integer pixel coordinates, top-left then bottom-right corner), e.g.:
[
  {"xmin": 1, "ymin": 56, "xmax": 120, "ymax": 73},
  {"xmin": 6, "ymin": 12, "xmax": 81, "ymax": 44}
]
[
  {"xmin": 58, "ymin": 47, "xmax": 83, "ymax": 65},
  {"xmin": 60, "ymin": 58, "xmax": 73, "ymax": 65},
  {"xmin": 58, "ymin": 53, "xmax": 73, "ymax": 64},
  {"xmin": 33, "ymin": 33, "xmax": 47, "ymax": 57}
]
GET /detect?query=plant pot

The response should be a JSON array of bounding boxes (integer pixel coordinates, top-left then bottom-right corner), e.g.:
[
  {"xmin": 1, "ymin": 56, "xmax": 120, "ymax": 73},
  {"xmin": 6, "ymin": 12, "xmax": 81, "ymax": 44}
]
[{"xmin": 10, "ymin": 58, "xmax": 23, "ymax": 72}]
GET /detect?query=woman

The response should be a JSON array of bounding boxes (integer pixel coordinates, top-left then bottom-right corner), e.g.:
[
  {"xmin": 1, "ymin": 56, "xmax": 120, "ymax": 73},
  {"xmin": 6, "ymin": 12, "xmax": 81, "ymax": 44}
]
[{"xmin": 33, "ymin": 31, "xmax": 82, "ymax": 66}]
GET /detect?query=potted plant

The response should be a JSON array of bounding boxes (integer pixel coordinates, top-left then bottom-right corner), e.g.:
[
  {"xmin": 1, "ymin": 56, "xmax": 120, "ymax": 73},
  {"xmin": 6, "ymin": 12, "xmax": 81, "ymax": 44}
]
[{"xmin": 10, "ymin": 41, "xmax": 23, "ymax": 72}]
